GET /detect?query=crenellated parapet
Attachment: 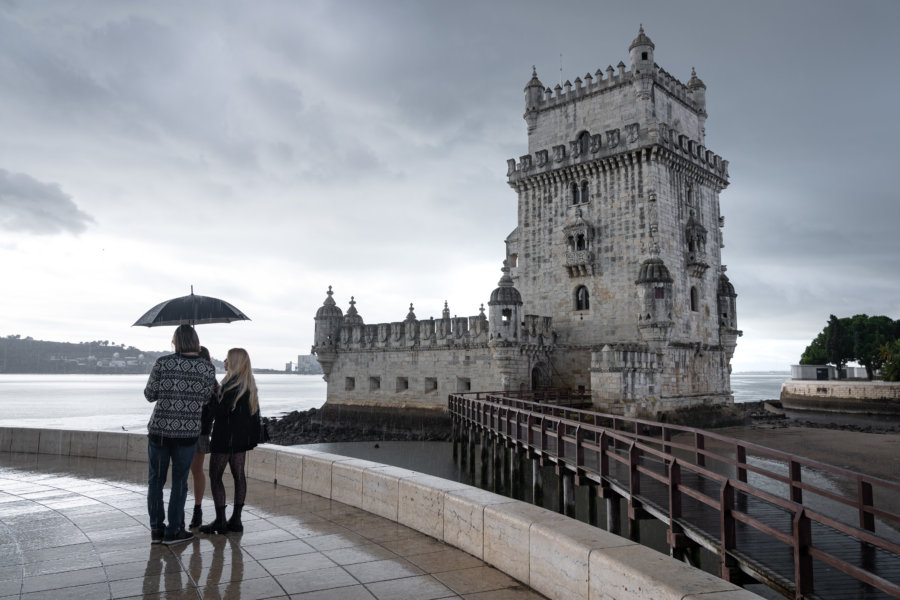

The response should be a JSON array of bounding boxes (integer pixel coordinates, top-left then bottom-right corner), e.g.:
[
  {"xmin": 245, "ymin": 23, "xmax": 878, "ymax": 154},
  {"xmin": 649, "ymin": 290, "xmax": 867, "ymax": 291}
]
[
  {"xmin": 507, "ymin": 123, "xmax": 728, "ymax": 184},
  {"xmin": 335, "ymin": 314, "xmax": 490, "ymax": 351}
]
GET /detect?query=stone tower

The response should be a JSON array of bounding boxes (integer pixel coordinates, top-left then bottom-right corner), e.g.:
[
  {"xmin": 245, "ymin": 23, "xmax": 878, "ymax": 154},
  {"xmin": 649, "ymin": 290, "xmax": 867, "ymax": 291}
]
[{"xmin": 505, "ymin": 27, "xmax": 740, "ymax": 415}]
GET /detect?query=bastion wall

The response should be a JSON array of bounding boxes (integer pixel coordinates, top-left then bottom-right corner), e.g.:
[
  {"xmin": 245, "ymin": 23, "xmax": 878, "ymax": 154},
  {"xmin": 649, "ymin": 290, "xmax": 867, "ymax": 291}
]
[{"xmin": 781, "ymin": 380, "xmax": 900, "ymax": 415}]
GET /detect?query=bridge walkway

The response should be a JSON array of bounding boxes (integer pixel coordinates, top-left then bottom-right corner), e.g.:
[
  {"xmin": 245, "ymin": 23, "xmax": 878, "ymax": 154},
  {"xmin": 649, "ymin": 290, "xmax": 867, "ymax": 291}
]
[{"xmin": 449, "ymin": 391, "xmax": 900, "ymax": 600}]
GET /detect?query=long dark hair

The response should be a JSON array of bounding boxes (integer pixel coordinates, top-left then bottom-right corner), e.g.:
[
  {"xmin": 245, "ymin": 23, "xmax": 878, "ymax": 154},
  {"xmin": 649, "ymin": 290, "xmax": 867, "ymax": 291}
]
[{"xmin": 172, "ymin": 324, "xmax": 200, "ymax": 354}]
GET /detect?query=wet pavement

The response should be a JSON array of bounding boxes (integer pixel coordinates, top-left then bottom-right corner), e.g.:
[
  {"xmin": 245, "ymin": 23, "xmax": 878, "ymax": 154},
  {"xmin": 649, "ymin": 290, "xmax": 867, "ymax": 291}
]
[{"xmin": 0, "ymin": 452, "xmax": 545, "ymax": 599}]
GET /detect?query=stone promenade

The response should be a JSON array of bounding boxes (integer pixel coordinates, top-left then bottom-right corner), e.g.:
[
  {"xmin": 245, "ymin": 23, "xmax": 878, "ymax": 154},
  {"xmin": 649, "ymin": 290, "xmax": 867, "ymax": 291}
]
[{"xmin": 0, "ymin": 451, "xmax": 543, "ymax": 599}]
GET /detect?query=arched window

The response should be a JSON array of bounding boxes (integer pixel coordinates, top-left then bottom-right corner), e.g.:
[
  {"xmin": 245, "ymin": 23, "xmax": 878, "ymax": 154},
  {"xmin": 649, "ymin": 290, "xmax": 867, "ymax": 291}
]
[
  {"xmin": 581, "ymin": 181, "xmax": 590, "ymax": 203},
  {"xmin": 571, "ymin": 183, "xmax": 579, "ymax": 205},
  {"xmin": 690, "ymin": 286, "xmax": 699, "ymax": 312},
  {"xmin": 575, "ymin": 234, "xmax": 585, "ymax": 251},
  {"xmin": 575, "ymin": 286, "xmax": 590, "ymax": 311}
]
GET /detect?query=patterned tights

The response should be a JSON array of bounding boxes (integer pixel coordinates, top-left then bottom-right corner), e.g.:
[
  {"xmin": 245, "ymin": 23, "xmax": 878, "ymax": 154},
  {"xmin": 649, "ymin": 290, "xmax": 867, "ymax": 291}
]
[{"xmin": 208, "ymin": 452, "xmax": 247, "ymax": 508}]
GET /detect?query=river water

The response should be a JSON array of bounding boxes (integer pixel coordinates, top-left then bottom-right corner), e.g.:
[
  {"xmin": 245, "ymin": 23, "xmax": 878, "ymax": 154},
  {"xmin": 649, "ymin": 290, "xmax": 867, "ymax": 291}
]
[{"xmin": 0, "ymin": 371, "xmax": 787, "ymax": 432}]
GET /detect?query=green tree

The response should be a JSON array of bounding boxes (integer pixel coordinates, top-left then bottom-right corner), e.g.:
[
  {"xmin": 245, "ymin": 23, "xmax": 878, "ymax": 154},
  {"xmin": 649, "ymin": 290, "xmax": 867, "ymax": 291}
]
[
  {"xmin": 800, "ymin": 331, "xmax": 827, "ymax": 365},
  {"xmin": 850, "ymin": 314, "xmax": 896, "ymax": 380},
  {"xmin": 880, "ymin": 340, "xmax": 900, "ymax": 382},
  {"xmin": 824, "ymin": 315, "xmax": 853, "ymax": 377}
]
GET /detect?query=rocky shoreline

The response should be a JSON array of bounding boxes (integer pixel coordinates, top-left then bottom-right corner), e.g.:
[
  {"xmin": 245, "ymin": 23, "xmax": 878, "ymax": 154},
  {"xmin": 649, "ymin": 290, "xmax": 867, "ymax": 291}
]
[
  {"xmin": 264, "ymin": 400, "xmax": 900, "ymax": 447},
  {"xmin": 263, "ymin": 407, "xmax": 452, "ymax": 446}
]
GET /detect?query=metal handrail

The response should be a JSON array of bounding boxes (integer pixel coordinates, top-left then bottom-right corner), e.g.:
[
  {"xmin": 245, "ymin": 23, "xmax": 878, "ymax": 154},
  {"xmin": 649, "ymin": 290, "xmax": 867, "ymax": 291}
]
[{"xmin": 449, "ymin": 392, "xmax": 900, "ymax": 599}]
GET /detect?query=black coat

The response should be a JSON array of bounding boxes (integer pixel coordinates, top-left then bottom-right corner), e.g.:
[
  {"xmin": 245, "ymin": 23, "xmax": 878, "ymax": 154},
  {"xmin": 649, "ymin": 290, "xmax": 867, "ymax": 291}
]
[{"xmin": 207, "ymin": 382, "xmax": 260, "ymax": 454}]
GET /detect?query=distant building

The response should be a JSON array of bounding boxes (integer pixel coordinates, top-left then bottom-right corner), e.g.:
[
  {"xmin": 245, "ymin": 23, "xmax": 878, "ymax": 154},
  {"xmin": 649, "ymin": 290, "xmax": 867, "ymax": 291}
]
[
  {"xmin": 295, "ymin": 354, "xmax": 323, "ymax": 375},
  {"xmin": 313, "ymin": 28, "xmax": 740, "ymax": 418},
  {"xmin": 791, "ymin": 365, "xmax": 868, "ymax": 380}
]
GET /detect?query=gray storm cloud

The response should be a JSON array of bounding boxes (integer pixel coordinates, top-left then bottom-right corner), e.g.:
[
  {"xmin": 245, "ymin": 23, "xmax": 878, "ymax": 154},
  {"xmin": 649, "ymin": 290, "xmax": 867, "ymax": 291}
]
[{"xmin": 0, "ymin": 169, "xmax": 94, "ymax": 235}]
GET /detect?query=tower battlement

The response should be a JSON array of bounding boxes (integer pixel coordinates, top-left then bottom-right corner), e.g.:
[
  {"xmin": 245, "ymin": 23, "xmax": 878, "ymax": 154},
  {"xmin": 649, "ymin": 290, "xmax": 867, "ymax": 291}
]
[{"xmin": 506, "ymin": 124, "xmax": 728, "ymax": 184}]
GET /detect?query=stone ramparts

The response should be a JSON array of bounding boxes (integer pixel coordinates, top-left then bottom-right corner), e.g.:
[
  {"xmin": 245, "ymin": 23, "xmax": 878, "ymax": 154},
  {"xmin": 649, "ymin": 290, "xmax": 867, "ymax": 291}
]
[{"xmin": 0, "ymin": 426, "xmax": 760, "ymax": 600}]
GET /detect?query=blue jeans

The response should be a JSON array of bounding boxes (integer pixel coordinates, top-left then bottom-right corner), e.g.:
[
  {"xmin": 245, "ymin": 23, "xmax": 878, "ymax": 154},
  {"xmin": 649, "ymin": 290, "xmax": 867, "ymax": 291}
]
[{"xmin": 147, "ymin": 438, "xmax": 196, "ymax": 536}]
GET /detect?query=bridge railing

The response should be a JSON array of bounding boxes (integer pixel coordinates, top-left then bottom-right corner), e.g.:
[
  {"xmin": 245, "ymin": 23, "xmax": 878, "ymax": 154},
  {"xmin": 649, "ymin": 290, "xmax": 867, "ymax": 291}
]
[{"xmin": 449, "ymin": 391, "xmax": 900, "ymax": 599}]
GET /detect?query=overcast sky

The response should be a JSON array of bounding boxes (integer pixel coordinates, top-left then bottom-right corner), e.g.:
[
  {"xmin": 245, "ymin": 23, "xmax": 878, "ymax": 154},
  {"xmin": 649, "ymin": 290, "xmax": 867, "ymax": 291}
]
[{"xmin": 1, "ymin": 0, "xmax": 898, "ymax": 372}]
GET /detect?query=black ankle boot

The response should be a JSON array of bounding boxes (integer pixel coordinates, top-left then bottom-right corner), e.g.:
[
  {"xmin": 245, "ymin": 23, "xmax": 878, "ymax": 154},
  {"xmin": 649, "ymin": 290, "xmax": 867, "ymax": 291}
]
[
  {"xmin": 189, "ymin": 505, "xmax": 203, "ymax": 529},
  {"xmin": 199, "ymin": 505, "xmax": 228, "ymax": 535},
  {"xmin": 227, "ymin": 503, "xmax": 244, "ymax": 532}
]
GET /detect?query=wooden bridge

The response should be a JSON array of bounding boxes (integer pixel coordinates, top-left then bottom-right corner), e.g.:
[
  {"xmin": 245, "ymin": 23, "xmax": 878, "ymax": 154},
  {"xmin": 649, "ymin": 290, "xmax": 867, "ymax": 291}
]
[{"xmin": 448, "ymin": 391, "xmax": 900, "ymax": 600}]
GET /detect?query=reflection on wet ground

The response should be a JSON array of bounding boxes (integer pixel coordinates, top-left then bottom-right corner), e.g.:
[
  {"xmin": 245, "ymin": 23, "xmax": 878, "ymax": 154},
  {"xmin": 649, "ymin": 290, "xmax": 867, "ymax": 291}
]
[{"xmin": 0, "ymin": 452, "xmax": 545, "ymax": 599}]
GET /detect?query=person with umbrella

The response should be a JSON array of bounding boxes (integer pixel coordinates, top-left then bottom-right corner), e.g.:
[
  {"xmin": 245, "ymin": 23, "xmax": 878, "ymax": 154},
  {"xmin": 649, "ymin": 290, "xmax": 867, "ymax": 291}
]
[{"xmin": 144, "ymin": 324, "xmax": 217, "ymax": 545}]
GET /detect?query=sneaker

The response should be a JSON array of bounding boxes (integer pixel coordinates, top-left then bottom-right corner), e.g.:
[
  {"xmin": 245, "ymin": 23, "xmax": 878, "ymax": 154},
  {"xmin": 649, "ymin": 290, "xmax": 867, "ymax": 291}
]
[
  {"xmin": 151, "ymin": 529, "xmax": 164, "ymax": 544},
  {"xmin": 162, "ymin": 528, "xmax": 194, "ymax": 545}
]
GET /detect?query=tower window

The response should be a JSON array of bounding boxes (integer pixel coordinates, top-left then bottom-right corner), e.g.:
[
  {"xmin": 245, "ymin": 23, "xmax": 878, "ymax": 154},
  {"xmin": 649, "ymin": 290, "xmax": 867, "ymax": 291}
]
[
  {"xmin": 575, "ymin": 234, "xmax": 585, "ymax": 251},
  {"xmin": 502, "ymin": 308, "xmax": 512, "ymax": 323},
  {"xmin": 345, "ymin": 377, "xmax": 355, "ymax": 391},
  {"xmin": 690, "ymin": 287, "xmax": 699, "ymax": 312},
  {"xmin": 575, "ymin": 286, "xmax": 590, "ymax": 311},
  {"xmin": 425, "ymin": 377, "xmax": 437, "ymax": 392},
  {"xmin": 581, "ymin": 181, "xmax": 590, "ymax": 203},
  {"xmin": 655, "ymin": 287, "xmax": 665, "ymax": 299},
  {"xmin": 571, "ymin": 183, "xmax": 579, "ymax": 205},
  {"xmin": 642, "ymin": 52, "xmax": 648, "ymax": 60},
  {"xmin": 369, "ymin": 376, "xmax": 381, "ymax": 391},
  {"xmin": 396, "ymin": 377, "xmax": 408, "ymax": 391}
]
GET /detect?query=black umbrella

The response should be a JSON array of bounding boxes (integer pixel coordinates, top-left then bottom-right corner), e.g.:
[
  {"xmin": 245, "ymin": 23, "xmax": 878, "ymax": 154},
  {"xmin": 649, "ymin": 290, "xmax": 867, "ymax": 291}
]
[{"xmin": 133, "ymin": 287, "xmax": 250, "ymax": 327}]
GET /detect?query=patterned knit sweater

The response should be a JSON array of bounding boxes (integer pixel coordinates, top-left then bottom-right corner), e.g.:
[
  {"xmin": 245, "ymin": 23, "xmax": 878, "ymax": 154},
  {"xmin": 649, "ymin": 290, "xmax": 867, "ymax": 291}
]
[{"xmin": 144, "ymin": 353, "xmax": 217, "ymax": 440}]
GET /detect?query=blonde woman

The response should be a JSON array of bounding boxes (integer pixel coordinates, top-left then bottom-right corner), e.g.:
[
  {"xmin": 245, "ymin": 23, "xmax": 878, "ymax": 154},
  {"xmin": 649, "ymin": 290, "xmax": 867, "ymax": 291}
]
[{"xmin": 200, "ymin": 348, "xmax": 261, "ymax": 534}]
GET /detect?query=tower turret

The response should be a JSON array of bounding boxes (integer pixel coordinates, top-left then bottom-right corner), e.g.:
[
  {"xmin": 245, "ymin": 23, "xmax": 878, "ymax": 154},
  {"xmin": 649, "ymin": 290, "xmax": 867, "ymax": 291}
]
[
  {"xmin": 629, "ymin": 24, "xmax": 655, "ymax": 77},
  {"xmin": 488, "ymin": 261, "xmax": 523, "ymax": 342},
  {"xmin": 635, "ymin": 247, "xmax": 674, "ymax": 351},
  {"xmin": 343, "ymin": 296, "xmax": 364, "ymax": 326},
  {"xmin": 523, "ymin": 66, "xmax": 544, "ymax": 132},
  {"xmin": 630, "ymin": 25, "xmax": 656, "ymax": 126},
  {"xmin": 687, "ymin": 67, "xmax": 708, "ymax": 142},
  {"xmin": 312, "ymin": 286, "xmax": 343, "ymax": 381},
  {"xmin": 717, "ymin": 270, "xmax": 738, "ymax": 331},
  {"xmin": 313, "ymin": 286, "xmax": 343, "ymax": 347},
  {"xmin": 717, "ymin": 267, "xmax": 742, "ymax": 366}
]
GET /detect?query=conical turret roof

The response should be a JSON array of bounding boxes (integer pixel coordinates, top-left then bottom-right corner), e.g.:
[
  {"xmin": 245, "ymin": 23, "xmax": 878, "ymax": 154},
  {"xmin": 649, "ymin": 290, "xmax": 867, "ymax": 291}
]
[
  {"xmin": 489, "ymin": 261, "xmax": 523, "ymax": 305},
  {"xmin": 343, "ymin": 296, "xmax": 364, "ymax": 325},
  {"xmin": 524, "ymin": 65, "xmax": 544, "ymax": 91},
  {"xmin": 629, "ymin": 25, "xmax": 655, "ymax": 51},
  {"xmin": 315, "ymin": 286, "xmax": 343, "ymax": 319},
  {"xmin": 636, "ymin": 247, "xmax": 673, "ymax": 284},
  {"xmin": 718, "ymin": 273, "xmax": 736, "ymax": 297},
  {"xmin": 687, "ymin": 67, "xmax": 706, "ymax": 90}
]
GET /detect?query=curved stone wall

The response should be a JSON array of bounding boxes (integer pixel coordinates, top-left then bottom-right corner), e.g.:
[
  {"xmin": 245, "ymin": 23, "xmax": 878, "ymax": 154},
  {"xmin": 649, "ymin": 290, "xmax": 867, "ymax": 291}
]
[
  {"xmin": 0, "ymin": 427, "xmax": 761, "ymax": 600},
  {"xmin": 781, "ymin": 380, "xmax": 900, "ymax": 415}
]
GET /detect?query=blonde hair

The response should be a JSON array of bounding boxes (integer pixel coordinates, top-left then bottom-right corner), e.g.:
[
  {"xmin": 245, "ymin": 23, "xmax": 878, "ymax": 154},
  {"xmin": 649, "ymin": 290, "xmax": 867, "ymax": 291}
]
[{"xmin": 221, "ymin": 348, "xmax": 258, "ymax": 415}]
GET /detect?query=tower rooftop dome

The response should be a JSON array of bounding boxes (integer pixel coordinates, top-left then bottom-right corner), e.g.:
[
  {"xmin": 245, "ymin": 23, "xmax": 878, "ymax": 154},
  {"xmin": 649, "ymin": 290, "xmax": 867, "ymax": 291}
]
[
  {"xmin": 687, "ymin": 67, "xmax": 706, "ymax": 90},
  {"xmin": 524, "ymin": 65, "xmax": 544, "ymax": 91},
  {"xmin": 344, "ymin": 296, "xmax": 364, "ymax": 325},
  {"xmin": 636, "ymin": 248, "xmax": 673, "ymax": 284},
  {"xmin": 315, "ymin": 286, "xmax": 343, "ymax": 319},
  {"xmin": 629, "ymin": 25, "xmax": 655, "ymax": 51},
  {"xmin": 718, "ymin": 273, "xmax": 737, "ymax": 297},
  {"xmin": 489, "ymin": 261, "xmax": 523, "ymax": 305}
]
